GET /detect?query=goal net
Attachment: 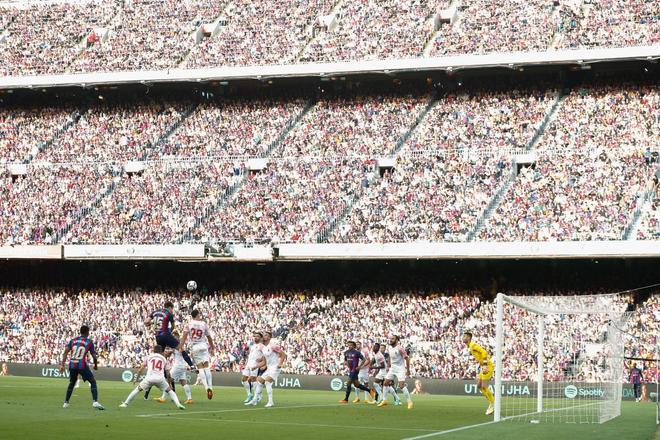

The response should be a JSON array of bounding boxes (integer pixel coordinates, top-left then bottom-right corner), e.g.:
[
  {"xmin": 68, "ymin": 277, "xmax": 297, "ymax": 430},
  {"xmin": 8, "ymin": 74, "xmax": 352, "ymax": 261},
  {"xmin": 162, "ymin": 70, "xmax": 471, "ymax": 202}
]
[{"xmin": 494, "ymin": 293, "xmax": 629, "ymax": 424}]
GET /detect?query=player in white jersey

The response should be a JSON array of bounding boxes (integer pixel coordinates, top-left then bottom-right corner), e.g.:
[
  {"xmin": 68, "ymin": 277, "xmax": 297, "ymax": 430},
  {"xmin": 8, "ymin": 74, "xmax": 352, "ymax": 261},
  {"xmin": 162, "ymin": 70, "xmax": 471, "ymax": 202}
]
[
  {"xmin": 167, "ymin": 344, "xmax": 193, "ymax": 404},
  {"xmin": 247, "ymin": 330, "xmax": 286, "ymax": 408},
  {"xmin": 354, "ymin": 342, "xmax": 375, "ymax": 404},
  {"xmin": 378, "ymin": 335, "xmax": 413, "ymax": 409},
  {"xmin": 370, "ymin": 343, "xmax": 386, "ymax": 403},
  {"xmin": 119, "ymin": 345, "xmax": 185, "ymax": 409},
  {"xmin": 180, "ymin": 309, "xmax": 215, "ymax": 400},
  {"xmin": 241, "ymin": 332, "xmax": 266, "ymax": 403}
]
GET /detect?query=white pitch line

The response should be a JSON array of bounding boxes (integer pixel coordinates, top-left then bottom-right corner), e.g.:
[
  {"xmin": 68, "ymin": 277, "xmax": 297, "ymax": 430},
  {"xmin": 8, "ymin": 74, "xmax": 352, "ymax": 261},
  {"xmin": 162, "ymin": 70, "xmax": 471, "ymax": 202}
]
[
  {"xmin": 135, "ymin": 403, "xmax": 342, "ymax": 418},
  {"xmin": 401, "ymin": 420, "xmax": 498, "ymax": 440},
  {"xmin": 164, "ymin": 416, "xmax": 438, "ymax": 433}
]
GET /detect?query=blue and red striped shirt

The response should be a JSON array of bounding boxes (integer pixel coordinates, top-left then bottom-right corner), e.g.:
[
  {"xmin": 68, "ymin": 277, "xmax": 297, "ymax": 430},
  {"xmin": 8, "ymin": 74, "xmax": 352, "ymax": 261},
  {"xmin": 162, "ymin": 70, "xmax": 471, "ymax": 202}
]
[
  {"xmin": 150, "ymin": 309, "xmax": 174, "ymax": 336},
  {"xmin": 344, "ymin": 349, "xmax": 364, "ymax": 373},
  {"xmin": 630, "ymin": 367, "xmax": 643, "ymax": 384},
  {"xmin": 66, "ymin": 336, "xmax": 95, "ymax": 369}
]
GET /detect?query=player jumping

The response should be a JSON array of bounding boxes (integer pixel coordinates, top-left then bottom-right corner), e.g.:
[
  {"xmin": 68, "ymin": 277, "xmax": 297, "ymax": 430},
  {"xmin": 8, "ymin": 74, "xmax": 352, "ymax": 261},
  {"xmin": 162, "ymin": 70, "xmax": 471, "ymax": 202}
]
[
  {"xmin": 241, "ymin": 331, "xmax": 266, "ymax": 403},
  {"xmin": 60, "ymin": 325, "xmax": 105, "ymax": 410},
  {"xmin": 339, "ymin": 340, "xmax": 374, "ymax": 404},
  {"xmin": 247, "ymin": 330, "xmax": 286, "ymax": 408},
  {"xmin": 463, "ymin": 331, "xmax": 495, "ymax": 415},
  {"xmin": 378, "ymin": 335, "xmax": 413, "ymax": 409},
  {"xmin": 119, "ymin": 345, "xmax": 185, "ymax": 410},
  {"xmin": 180, "ymin": 309, "xmax": 215, "ymax": 400}
]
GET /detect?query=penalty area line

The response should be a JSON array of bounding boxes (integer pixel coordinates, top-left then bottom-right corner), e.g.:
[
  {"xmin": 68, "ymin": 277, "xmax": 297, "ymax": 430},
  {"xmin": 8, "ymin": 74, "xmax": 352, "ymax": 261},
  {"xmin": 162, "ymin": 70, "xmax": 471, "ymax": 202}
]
[
  {"xmin": 401, "ymin": 420, "xmax": 498, "ymax": 440},
  {"xmin": 135, "ymin": 403, "xmax": 343, "ymax": 418}
]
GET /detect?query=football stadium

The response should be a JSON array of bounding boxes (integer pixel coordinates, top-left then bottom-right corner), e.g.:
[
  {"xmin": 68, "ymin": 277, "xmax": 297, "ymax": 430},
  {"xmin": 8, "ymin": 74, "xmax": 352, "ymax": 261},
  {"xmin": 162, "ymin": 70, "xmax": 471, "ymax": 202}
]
[{"xmin": 0, "ymin": 0, "xmax": 658, "ymax": 439}]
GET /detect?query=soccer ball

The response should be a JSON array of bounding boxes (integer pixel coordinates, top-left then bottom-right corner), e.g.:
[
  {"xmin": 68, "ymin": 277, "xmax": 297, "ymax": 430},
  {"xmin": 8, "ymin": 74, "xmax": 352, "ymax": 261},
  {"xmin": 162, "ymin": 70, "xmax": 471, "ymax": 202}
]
[{"xmin": 186, "ymin": 280, "xmax": 197, "ymax": 291}]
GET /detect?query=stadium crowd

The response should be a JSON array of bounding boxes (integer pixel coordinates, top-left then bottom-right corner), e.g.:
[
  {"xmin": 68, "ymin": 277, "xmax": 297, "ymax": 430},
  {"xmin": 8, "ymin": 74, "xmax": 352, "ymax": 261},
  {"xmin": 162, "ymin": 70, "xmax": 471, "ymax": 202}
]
[
  {"xmin": 300, "ymin": 0, "xmax": 445, "ymax": 62},
  {"xmin": 0, "ymin": 84, "xmax": 657, "ymax": 245},
  {"xmin": 636, "ymin": 180, "xmax": 659, "ymax": 240},
  {"xmin": 0, "ymin": 106, "xmax": 77, "ymax": 164},
  {"xmin": 160, "ymin": 98, "xmax": 306, "ymax": 158},
  {"xmin": 0, "ymin": 287, "xmax": 657, "ymax": 383},
  {"xmin": 557, "ymin": 0, "xmax": 658, "ymax": 50},
  {"xmin": 0, "ymin": 0, "xmax": 657, "ymax": 75},
  {"xmin": 186, "ymin": 0, "xmax": 334, "ymax": 68},
  {"xmin": 431, "ymin": 0, "xmax": 555, "ymax": 56},
  {"xmin": 330, "ymin": 156, "xmax": 511, "ymax": 243},
  {"xmin": 481, "ymin": 84, "xmax": 659, "ymax": 241}
]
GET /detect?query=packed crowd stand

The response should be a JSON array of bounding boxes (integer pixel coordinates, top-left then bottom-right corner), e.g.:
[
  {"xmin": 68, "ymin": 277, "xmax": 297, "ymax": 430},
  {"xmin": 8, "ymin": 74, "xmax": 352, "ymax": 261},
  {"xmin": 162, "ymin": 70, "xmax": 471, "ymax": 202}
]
[
  {"xmin": 0, "ymin": 84, "xmax": 657, "ymax": 245},
  {"xmin": 0, "ymin": 0, "xmax": 657, "ymax": 75},
  {"xmin": 0, "ymin": 287, "xmax": 657, "ymax": 383}
]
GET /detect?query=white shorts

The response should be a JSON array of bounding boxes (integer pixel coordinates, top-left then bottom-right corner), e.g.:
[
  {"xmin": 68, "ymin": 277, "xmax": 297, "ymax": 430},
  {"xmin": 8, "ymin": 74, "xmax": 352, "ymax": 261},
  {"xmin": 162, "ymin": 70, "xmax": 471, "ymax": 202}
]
[
  {"xmin": 140, "ymin": 376, "xmax": 169, "ymax": 392},
  {"xmin": 170, "ymin": 365, "xmax": 188, "ymax": 382},
  {"xmin": 375, "ymin": 369, "xmax": 387, "ymax": 381},
  {"xmin": 242, "ymin": 367, "xmax": 259, "ymax": 377},
  {"xmin": 262, "ymin": 366, "xmax": 280, "ymax": 382},
  {"xmin": 358, "ymin": 370, "xmax": 369, "ymax": 383},
  {"xmin": 192, "ymin": 344, "xmax": 210, "ymax": 365},
  {"xmin": 385, "ymin": 366, "xmax": 407, "ymax": 382}
]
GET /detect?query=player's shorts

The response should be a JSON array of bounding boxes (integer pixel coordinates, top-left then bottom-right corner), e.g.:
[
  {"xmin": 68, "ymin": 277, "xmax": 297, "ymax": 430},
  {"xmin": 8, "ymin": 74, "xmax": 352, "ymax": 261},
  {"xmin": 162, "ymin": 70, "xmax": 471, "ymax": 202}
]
[
  {"xmin": 477, "ymin": 363, "xmax": 494, "ymax": 381},
  {"xmin": 375, "ymin": 369, "xmax": 387, "ymax": 381},
  {"xmin": 358, "ymin": 370, "xmax": 369, "ymax": 383},
  {"xmin": 348, "ymin": 370, "xmax": 360, "ymax": 381},
  {"xmin": 156, "ymin": 333, "xmax": 179, "ymax": 349},
  {"xmin": 140, "ymin": 376, "xmax": 169, "ymax": 392},
  {"xmin": 385, "ymin": 366, "xmax": 407, "ymax": 382},
  {"xmin": 170, "ymin": 365, "xmax": 188, "ymax": 382},
  {"xmin": 68, "ymin": 366, "xmax": 94, "ymax": 383},
  {"xmin": 263, "ymin": 366, "xmax": 280, "ymax": 382},
  {"xmin": 242, "ymin": 367, "xmax": 258, "ymax": 377},
  {"xmin": 191, "ymin": 344, "xmax": 210, "ymax": 365}
]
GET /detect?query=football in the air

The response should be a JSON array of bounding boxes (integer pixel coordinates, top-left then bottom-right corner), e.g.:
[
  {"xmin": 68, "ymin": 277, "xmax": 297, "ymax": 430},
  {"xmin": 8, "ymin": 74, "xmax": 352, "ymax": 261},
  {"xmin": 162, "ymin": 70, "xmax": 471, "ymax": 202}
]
[{"xmin": 186, "ymin": 280, "xmax": 197, "ymax": 291}]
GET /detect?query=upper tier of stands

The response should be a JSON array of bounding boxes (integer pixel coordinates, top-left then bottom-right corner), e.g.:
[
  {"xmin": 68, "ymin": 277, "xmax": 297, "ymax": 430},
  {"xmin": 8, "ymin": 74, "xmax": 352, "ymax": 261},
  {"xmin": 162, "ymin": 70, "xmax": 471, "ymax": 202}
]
[{"xmin": 0, "ymin": 0, "xmax": 657, "ymax": 76}]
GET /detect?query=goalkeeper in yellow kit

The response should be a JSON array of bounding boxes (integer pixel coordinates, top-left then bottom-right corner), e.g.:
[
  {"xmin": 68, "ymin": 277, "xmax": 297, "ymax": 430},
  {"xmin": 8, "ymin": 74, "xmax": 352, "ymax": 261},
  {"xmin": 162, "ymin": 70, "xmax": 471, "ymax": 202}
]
[{"xmin": 463, "ymin": 331, "xmax": 495, "ymax": 415}]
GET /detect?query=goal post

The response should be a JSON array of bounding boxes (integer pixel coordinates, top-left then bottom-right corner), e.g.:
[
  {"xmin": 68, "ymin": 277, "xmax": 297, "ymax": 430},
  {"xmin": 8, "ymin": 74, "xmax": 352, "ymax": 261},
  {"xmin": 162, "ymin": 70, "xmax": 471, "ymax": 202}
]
[{"xmin": 494, "ymin": 292, "xmax": 629, "ymax": 424}]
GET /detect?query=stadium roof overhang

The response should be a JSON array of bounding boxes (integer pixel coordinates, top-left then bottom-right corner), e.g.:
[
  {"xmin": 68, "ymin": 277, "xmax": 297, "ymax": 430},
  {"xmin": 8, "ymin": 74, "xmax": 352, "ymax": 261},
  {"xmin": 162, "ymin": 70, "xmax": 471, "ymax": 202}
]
[
  {"xmin": 2, "ymin": 241, "xmax": 660, "ymax": 261},
  {"xmin": 0, "ymin": 46, "xmax": 658, "ymax": 91}
]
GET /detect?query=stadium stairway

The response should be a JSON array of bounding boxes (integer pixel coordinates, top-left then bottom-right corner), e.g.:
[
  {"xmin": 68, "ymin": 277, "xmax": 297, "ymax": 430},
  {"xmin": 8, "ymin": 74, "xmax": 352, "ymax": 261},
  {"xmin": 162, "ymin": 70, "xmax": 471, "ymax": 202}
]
[
  {"xmin": 466, "ymin": 89, "xmax": 567, "ymax": 241},
  {"xmin": 294, "ymin": 0, "xmax": 346, "ymax": 63},
  {"xmin": 622, "ymin": 166, "xmax": 659, "ymax": 240},
  {"xmin": 25, "ymin": 106, "xmax": 88, "ymax": 164},
  {"xmin": 176, "ymin": 97, "xmax": 317, "ymax": 244},
  {"xmin": 314, "ymin": 95, "xmax": 439, "ymax": 243},
  {"xmin": 177, "ymin": 5, "xmax": 231, "ymax": 68},
  {"xmin": 53, "ymin": 101, "xmax": 200, "ymax": 243}
]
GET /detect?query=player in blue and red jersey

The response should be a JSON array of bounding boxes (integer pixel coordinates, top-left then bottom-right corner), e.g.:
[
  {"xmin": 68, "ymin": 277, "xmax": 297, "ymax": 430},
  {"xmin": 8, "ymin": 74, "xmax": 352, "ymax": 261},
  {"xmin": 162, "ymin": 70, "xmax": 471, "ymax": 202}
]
[
  {"xmin": 339, "ymin": 340, "xmax": 373, "ymax": 404},
  {"xmin": 59, "ymin": 325, "xmax": 105, "ymax": 410},
  {"xmin": 629, "ymin": 362, "xmax": 644, "ymax": 402},
  {"xmin": 145, "ymin": 301, "xmax": 195, "ymax": 370},
  {"xmin": 146, "ymin": 301, "xmax": 178, "ymax": 349}
]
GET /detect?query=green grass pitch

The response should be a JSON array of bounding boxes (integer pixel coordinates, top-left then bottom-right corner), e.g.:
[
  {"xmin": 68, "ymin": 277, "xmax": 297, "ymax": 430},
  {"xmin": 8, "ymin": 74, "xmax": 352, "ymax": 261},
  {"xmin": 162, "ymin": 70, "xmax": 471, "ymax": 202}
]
[{"xmin": 0, "ymin": 376, "xmax": 657, "ymax": 439}]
